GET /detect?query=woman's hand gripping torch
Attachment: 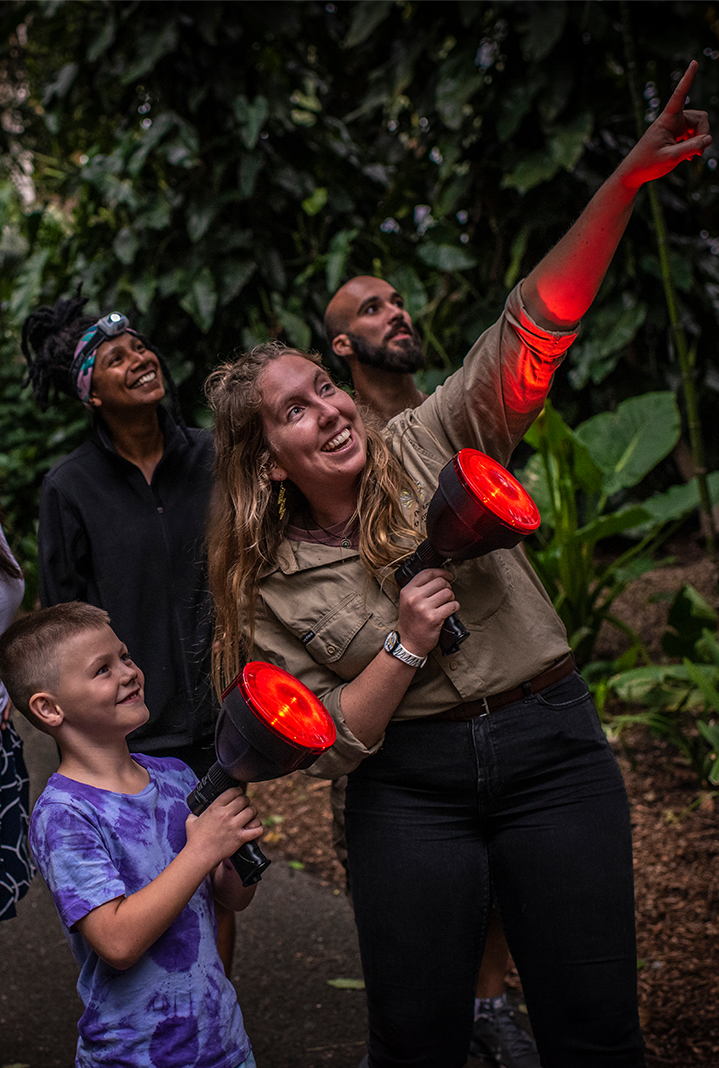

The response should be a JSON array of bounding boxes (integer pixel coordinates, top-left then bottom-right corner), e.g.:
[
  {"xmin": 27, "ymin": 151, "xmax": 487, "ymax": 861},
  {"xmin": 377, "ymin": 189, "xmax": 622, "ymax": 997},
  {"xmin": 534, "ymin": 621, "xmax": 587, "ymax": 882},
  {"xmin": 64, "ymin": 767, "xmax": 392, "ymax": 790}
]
[
  {"xmin": 187, "ymin": 662, "xmax": 336, "ymax": 886},
  {"xmin": 394, "ymin": 449, "xmax": 540, "ymax": 656}
]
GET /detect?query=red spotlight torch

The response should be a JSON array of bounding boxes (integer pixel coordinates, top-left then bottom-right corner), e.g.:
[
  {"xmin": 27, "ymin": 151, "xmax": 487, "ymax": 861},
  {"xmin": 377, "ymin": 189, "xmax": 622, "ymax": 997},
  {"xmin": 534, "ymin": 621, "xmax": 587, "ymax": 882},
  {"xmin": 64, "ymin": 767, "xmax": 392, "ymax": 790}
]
[
  {"xmin": 187, "ymin": 662, "xmax": 336, "ymax": 886},
  {"xmin": 395, "ymin": 449, "xmax": 540, "ymax": 656}
]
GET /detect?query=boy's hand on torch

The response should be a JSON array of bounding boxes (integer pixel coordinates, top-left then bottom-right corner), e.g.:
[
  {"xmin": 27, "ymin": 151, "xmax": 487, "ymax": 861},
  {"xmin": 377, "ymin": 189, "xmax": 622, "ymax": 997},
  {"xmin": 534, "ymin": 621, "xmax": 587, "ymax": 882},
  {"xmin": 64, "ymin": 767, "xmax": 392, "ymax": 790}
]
[{"xmin": 185, "ymin": 786, "xmax": 263, "ymax": 870}]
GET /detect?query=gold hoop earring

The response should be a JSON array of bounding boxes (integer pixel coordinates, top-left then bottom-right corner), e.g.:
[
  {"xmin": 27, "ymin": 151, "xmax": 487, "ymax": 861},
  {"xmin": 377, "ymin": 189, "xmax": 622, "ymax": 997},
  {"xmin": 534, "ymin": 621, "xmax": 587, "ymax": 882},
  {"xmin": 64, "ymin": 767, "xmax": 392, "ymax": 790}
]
[{"xmin": 277, "ymin": 482, "xmax": 287, "ymax": 520}]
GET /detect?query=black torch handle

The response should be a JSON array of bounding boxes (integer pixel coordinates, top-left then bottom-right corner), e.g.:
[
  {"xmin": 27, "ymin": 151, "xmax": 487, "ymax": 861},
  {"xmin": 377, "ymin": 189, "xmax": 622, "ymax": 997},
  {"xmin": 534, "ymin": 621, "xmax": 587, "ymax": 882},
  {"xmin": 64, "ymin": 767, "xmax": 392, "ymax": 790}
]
[
  {"xmin": 438, "ymin": 614, "xmax": 469, "ymax": 656},
  {"xmin": 394, "ymin": 540, "xmax": 470, "ymax": 657},
  {"xmin": 187, "ymin": 762, "xmax": 271, "ymax": 887}
]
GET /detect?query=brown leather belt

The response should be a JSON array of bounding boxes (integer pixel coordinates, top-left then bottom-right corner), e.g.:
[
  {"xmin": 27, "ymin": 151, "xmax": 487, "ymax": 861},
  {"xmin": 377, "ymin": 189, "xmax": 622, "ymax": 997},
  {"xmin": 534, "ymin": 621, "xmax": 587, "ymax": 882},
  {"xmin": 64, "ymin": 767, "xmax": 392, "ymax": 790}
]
[{"xmin": 431, "ymin": 652, "xmax": 576, "ymax": 722}]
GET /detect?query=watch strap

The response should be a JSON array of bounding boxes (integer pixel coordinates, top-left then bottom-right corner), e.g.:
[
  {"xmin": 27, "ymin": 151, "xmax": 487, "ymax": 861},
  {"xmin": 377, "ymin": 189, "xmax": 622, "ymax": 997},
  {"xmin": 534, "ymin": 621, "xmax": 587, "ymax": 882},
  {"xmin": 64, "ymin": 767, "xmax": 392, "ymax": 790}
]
[{"xmin": 383, "ymin": 631, "xmax": 427, "ymax": 669}]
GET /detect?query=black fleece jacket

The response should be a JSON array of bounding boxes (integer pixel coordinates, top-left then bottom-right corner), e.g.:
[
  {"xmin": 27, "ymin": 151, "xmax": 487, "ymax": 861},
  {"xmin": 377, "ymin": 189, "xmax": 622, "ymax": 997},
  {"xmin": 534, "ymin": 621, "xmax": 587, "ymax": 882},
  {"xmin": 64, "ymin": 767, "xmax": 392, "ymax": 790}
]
[{"xmin": 38, "ymin": 408, "xmax": 217, "ymax": 753}]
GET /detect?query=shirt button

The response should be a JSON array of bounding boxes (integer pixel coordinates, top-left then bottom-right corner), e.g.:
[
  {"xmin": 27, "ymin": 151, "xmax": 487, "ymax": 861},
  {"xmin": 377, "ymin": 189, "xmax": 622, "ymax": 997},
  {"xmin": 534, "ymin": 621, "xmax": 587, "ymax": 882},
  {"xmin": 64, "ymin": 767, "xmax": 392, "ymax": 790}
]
[
  {"xmin": 327, "ymin": 645, "xmax": 336, "ymax": 655},
  {"xmin": 449, "ymin": 660, "xmax": 459, "ymax": 670}
]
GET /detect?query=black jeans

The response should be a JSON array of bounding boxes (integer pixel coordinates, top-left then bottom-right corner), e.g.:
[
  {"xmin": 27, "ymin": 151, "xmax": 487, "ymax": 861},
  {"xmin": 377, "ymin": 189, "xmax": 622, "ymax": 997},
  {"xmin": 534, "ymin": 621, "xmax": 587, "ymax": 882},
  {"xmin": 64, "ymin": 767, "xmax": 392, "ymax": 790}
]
[{"xmin": 345, "ymin": 672, "xmax": 645, "ymax": 1068}]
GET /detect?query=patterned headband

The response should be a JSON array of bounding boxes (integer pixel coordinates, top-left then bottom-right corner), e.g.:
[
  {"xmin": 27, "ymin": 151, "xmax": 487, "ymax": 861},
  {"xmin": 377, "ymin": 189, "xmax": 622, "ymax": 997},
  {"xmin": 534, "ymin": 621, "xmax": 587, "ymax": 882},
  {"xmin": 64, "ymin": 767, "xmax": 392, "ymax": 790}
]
[{"xmin": 69, "ymin": 312, "xmax": 135, "ymax": 407}]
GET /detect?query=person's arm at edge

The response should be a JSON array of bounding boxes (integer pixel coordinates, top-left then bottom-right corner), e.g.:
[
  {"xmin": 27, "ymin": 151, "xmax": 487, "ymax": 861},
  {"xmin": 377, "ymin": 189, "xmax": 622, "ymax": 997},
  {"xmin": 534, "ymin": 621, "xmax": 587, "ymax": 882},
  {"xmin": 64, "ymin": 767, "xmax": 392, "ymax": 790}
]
[
  {"xmin": 523, "ymin": 60, "xmax": 711, "ymax": 330},
  {"xmin": 75, "ymin": 789, "xmax": 262, "ymax": 970}
]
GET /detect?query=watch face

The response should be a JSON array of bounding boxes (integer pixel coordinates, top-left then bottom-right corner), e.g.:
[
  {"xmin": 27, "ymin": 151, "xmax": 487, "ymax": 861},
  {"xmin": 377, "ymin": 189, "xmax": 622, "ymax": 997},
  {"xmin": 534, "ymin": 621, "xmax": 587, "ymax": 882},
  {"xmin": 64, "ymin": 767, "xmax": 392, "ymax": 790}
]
[{"xmin": 385, "ymin": 631, "xmax": 399, "ymax": 653}]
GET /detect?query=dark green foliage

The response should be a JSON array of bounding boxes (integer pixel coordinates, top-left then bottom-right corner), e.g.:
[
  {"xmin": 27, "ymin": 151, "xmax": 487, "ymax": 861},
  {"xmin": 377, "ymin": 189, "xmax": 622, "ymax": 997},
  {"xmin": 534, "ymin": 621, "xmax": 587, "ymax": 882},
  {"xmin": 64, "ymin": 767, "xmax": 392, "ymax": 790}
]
[
  {"xmin": 609, "ymin": 586, "xmax": 719, "ymax": 788},
  {"xmin": 4, "ymin": 1, "xmax": 719, "ymax": 402},
  {"xmin": 2, "ymin": 0, "xmax": 719, "ymax": 593},
  {"xmin": 662, "ymin": 580, "xmax": 719, "ymax": 659},
  {"xmin": 516, "ymin": 392, "xmax": 709, "ymax": 665}
]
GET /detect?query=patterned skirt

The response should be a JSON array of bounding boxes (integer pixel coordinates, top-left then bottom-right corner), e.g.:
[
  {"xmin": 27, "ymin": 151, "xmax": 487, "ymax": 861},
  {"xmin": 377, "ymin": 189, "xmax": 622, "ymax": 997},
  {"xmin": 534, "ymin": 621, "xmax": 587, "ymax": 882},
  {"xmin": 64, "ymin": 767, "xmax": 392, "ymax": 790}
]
[{"xmin": 0, "ymin": 719, "xmax": 34, "ymax": 920}]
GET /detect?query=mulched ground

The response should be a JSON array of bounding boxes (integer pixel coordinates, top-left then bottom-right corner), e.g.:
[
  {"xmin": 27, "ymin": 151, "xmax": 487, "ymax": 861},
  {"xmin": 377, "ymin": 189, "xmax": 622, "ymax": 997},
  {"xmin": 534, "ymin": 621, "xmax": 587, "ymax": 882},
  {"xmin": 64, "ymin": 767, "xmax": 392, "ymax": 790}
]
[
  {"xmin": 249, "ymin": 536, "xmax": 719, "ymax": 1065},
  {"xmin": 622, "ymin": 734, "xmax": 718, "ymax": 1065}
]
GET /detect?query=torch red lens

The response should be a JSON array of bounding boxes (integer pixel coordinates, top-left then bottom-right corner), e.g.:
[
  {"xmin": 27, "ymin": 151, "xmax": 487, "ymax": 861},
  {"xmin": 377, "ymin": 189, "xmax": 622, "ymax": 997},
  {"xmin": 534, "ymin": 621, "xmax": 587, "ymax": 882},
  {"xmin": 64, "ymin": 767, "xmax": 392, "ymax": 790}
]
[
  {"xmin": 454, "ymin": 449, "xmax": 540, "ymax": 532},
  {"xmin": 241, "ymin": 662, "xmax": 337, "ymax": 749}
]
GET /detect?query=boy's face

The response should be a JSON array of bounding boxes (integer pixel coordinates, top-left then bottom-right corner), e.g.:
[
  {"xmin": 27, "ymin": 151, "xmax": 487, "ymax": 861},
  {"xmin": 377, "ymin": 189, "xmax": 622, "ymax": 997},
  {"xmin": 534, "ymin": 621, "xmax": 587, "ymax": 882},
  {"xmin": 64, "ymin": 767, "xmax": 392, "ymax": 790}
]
[{"xmin": 50, "ymin": 625, "xmax": 149, "ymax": 738}]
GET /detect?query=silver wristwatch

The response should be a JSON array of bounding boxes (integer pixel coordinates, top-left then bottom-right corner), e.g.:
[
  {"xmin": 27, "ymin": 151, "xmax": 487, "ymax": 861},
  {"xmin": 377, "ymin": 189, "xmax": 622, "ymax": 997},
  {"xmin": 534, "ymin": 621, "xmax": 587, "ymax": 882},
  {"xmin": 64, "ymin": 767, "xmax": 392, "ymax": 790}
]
[{"xmin": 383, "ymin": 631, "xmax": 427, "ymax": 669}]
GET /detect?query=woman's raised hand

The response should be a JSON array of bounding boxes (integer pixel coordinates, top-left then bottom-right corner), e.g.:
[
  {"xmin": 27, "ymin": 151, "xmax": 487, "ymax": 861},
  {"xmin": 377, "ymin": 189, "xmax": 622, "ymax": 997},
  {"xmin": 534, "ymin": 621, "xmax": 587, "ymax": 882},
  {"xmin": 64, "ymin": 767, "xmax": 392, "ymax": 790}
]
[
  {"xmin": 619, "ymin": 60, "xmax": 711, "ymax": 191},
  {"xmin": 523, "ymin": 60, "xmax": 712, "ymax": 330},
  {"xmin": 397, "ymin": 568, "xmax": 460, "ymax": 659}
]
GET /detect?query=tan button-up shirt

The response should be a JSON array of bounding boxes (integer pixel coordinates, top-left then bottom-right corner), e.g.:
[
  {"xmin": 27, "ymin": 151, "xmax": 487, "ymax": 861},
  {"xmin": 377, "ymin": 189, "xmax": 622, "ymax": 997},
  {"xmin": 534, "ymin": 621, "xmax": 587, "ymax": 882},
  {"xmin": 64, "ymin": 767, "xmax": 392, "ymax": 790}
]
[{"xmin": 253, "ymin": 283, "xmax": 579, "ymax": 777}]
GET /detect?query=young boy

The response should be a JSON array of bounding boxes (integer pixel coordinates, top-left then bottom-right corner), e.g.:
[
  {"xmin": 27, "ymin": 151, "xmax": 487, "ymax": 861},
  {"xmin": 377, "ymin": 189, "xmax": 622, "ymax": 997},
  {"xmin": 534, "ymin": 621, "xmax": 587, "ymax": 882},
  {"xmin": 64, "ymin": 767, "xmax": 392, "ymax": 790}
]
[{"xmin": 0, "ymin": 601, "xmax": 261, "ymax": 1068}]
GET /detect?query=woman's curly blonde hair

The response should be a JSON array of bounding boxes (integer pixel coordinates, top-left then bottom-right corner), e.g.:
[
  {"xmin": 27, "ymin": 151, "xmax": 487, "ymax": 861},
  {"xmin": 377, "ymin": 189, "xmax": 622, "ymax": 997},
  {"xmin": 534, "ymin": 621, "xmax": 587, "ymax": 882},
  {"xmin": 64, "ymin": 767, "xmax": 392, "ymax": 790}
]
[{"xmin": 204, "ymin": 342, "xmax": 422, "ymax": 694}]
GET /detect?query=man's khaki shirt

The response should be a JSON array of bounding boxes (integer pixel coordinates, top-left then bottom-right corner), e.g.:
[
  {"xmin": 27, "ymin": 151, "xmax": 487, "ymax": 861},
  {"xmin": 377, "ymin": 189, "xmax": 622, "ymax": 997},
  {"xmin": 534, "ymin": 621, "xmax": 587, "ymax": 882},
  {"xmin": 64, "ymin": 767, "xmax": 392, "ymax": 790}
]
[{"xmin": 254, "ymin": 284, "xmax": 579, "ymax": 778}]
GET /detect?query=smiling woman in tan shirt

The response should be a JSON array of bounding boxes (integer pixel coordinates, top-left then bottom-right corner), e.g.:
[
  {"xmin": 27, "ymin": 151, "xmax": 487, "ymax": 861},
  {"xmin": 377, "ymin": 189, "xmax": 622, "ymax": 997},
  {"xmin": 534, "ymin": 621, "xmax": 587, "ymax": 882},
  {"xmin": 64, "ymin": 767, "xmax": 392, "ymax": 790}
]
[{"xmin": 205, "ymin": 63, "xmax": 710, "ymax": 1068}]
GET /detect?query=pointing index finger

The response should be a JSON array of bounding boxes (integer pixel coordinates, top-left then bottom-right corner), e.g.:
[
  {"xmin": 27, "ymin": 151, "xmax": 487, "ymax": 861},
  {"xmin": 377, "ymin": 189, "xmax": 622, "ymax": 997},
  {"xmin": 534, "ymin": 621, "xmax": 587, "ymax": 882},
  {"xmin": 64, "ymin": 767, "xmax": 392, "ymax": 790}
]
[{"xmin": 664, "ymin": 60, "xmax": 698, "ymax": 115}]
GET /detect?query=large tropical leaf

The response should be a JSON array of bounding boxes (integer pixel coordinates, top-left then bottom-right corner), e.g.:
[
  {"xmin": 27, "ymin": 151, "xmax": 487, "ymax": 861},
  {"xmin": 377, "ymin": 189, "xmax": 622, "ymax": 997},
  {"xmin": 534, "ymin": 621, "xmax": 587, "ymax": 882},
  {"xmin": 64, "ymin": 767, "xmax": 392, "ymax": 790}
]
[{"xmin": 574, "ymin": 392, "xmax": 680, "ymax": 496}]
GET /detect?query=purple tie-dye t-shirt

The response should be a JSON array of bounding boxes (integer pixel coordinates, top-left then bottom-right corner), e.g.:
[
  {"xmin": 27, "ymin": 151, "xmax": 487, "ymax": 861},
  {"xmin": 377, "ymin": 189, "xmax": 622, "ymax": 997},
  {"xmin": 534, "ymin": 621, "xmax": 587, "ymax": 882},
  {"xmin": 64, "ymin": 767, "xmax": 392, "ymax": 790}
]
[{"xmin": 30, "ymin": 754, "xmax": 253, "ymax": 1068}]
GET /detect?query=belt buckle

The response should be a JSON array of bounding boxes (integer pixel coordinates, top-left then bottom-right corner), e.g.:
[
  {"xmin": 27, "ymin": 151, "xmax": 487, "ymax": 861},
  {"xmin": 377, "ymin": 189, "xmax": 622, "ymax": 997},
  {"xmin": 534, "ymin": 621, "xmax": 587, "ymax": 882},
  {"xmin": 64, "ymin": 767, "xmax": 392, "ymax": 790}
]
[{"xmin": 478, "ymin": 696, "xmax": 491, "ymax": 717}]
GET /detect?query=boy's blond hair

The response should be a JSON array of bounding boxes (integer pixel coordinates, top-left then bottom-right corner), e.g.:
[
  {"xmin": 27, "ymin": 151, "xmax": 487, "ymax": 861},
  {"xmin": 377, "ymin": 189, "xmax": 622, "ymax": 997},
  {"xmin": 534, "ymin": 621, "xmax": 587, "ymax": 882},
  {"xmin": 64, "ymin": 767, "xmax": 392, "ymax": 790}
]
[{"xmin": 0, "ymin": 602, "xmax": 110, "ymax": 729}]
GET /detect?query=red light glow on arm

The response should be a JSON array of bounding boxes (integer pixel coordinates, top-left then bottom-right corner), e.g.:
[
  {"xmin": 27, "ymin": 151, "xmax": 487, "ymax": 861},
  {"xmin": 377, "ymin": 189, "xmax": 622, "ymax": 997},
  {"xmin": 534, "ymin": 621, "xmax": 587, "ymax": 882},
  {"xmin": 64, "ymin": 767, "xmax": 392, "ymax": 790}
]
[
  {"xmin": 504, "ymin": 348, "xmax": 562, "ymax": 414},
  {"xmin": 530, "ymin": 277, "xmax": 587, "ymax": 331}
]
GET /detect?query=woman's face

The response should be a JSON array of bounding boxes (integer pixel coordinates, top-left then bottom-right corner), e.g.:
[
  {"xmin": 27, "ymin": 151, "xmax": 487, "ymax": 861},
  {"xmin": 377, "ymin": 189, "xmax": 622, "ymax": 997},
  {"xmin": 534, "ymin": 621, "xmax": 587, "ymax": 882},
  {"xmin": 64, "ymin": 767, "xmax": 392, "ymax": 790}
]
[
  {"xmin": 90, "ymin": 332, "xmax": 165, "ymax": 413},
  {"xmin": 259, "ymin": 354, "xmax": 367, "ymax": 512}
]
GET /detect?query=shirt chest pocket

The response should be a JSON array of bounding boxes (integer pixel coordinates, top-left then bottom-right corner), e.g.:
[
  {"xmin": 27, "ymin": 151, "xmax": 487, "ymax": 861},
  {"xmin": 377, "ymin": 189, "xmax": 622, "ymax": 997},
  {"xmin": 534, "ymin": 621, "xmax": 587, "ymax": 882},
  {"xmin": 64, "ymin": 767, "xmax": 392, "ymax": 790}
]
[
  {"xmin": 301, "ymin": 591, "xmax": 375, "ymax": 673},
  {"xmin": 262, "ymin": 558, "xmax": 398, "ymax": 680}
]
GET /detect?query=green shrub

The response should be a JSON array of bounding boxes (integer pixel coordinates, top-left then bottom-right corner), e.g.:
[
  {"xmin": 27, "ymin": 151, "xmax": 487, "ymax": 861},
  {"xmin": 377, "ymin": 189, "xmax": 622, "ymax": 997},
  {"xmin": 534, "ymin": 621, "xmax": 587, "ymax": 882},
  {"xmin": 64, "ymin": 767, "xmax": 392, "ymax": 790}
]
[
  {"xmin": 607, "ymin": 585, "xmax": 719, "ymax": 789},
  {"xmin": 517, "ymin": 393, "xmax": 718, "ymax": 664}
]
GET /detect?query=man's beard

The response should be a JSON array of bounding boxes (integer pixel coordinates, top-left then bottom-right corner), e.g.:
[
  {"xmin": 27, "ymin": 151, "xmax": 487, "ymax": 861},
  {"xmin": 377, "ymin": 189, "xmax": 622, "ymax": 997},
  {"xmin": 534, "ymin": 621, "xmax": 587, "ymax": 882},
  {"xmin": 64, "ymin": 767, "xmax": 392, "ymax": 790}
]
[{"xmin": 347, "ymin": 327, "xmax": 425, "ymax": 374}]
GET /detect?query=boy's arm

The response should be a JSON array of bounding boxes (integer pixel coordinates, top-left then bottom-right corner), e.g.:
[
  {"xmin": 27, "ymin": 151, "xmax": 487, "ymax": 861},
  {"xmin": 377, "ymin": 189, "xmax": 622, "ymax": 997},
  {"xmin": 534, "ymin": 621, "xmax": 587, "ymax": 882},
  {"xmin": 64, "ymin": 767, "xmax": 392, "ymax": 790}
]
[
  {"xmin": 75, "ymin": 788, "xmax": 262, "ymax": 970},
  {"xmin": 211, "ymin": 857, "xmax": 258, "ymax": 912}
]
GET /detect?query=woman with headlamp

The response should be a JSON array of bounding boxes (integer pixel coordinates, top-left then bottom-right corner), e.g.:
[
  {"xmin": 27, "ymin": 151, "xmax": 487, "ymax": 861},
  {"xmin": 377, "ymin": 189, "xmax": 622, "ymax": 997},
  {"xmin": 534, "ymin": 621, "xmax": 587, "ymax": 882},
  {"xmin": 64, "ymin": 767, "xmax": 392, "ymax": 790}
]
[
  {"xmin": 23, "ymin": 295, "xmax": 243, "ymax": 971},
  {"xmin": 205, "ymin": 64, "xmax": 710, "ymax": 1068},
  {"xmin": 21, "ymin": 294, "xmax": 217, "ymax": 777}
]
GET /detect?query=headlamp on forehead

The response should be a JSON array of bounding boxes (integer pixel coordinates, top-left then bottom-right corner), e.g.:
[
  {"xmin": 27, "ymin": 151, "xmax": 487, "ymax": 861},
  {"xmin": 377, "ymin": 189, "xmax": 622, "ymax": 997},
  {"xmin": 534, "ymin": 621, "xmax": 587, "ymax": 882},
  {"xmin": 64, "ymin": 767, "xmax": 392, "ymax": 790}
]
[
  {"xmin": 95, "ymin": 312, "xmax": 130, "ymax": 338},
  {"xmin": 73, "ymin": 312, "xmax": 131, "ymax": 364},
  {"xmin": 70, "ymin": 311, "xmax": 134, "ymax": 406}
]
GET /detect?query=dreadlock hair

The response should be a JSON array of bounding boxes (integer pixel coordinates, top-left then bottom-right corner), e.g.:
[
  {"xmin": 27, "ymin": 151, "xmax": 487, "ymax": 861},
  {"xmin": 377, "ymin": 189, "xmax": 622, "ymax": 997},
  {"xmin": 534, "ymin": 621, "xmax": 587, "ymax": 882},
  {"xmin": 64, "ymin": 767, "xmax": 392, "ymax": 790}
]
[{"xmin": 21, "ymin": 289, "xmax": 187, "ymax": 433}]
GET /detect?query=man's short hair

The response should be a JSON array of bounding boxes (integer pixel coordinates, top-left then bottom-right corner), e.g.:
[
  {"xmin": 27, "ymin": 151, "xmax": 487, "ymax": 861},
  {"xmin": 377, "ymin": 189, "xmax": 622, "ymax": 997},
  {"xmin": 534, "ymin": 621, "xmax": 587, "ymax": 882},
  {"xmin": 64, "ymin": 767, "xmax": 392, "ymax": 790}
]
[{"xmin": 0, "ymin": 602, "xmax": 110, "ymax": 727}]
